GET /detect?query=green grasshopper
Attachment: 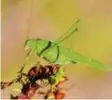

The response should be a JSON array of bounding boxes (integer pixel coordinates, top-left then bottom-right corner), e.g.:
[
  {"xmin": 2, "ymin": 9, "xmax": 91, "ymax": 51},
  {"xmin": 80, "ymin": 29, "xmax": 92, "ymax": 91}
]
[{"xmin": 24, "ymin": 19, "xmax": 111, "ymax": 71}]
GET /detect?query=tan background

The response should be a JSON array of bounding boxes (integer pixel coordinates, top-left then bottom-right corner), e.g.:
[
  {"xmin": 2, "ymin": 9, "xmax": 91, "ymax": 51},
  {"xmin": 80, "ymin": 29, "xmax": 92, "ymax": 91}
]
[{"xmin": 1, "ymin": 0, "xmax": 112, "ymax": 99}]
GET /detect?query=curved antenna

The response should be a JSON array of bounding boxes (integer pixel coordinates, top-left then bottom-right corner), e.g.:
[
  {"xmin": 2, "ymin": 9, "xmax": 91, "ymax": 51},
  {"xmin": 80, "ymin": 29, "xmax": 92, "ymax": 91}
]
[
  {"xmin": 26, "ymin": 0, "xmax": 35, "ymax": 40},
  {"xmin": 23, "ymin": 0, "xmax": 35, "ymax": 66}
]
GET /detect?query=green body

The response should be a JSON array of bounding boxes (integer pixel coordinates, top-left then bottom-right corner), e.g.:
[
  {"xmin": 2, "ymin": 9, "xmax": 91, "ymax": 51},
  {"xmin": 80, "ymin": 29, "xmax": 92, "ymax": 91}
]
[
  {"xmin": 24, "ymin": 38, "xmax": 111, "ymax": 71},
  {"xmin": 24, "ymin": 20, "xmax": 111, "ymax": 71}
]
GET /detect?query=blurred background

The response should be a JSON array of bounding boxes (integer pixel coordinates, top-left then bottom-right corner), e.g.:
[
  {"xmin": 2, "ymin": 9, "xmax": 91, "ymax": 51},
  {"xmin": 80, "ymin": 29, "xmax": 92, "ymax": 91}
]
[{"xmin": 1, "ymin": 0, "xmax": 112, "ymax": 99}]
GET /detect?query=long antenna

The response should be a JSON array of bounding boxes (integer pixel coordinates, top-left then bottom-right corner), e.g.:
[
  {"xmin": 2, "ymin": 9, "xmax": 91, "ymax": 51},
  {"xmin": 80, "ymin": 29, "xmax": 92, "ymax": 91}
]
[
  {"xmin": 23, "ymin": 0, "xmax": 35, "ymax": 66},
  {"xmin": 26, "ymin": 0, "xmax": 35, "ymax": 40},
  {"xmin": 54, "ymin": 19, "xmax": 80, "ymax": 44}
]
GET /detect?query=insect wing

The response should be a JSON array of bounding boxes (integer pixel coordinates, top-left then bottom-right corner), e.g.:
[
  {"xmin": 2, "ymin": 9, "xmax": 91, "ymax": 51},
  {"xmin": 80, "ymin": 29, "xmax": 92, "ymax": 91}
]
[
  {"xmin": 68, "ymin": 50, "xmax": 112, "ymax": 71},
  {"xmin": 42, "ymin": 46, "xmax": 111, "ymax": 71}
]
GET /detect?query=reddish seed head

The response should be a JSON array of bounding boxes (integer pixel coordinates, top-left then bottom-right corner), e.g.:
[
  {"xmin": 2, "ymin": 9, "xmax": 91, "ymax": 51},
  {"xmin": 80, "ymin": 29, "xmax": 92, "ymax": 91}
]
[
  {"xmin": 18, "ymin": 93, "xmax": 28, "ymax": 99},
  {"xmin": 52, "ymin": 65, "xmax": 59, "ymax": 74},
  {"xmin": 27, "ymin": 66, "xmax": 39, "ymax": 77},
  {"xmin": 44, "ymin": 64, "xmax": 59, "ymax": 75},
  {"xmin": 29, "ymin": 84, "xmax": 38, "ymax": 96},
  {"xmin": 54, "ymin": 88, "xmax": 66, "ymax": 99},
  {"xmin": 56, "ymin": 76, "xmax": 68, "ymax": 87},
  {"xmin": 27, "ymin": 88, "xmax": 37, "ymax": 98}
]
